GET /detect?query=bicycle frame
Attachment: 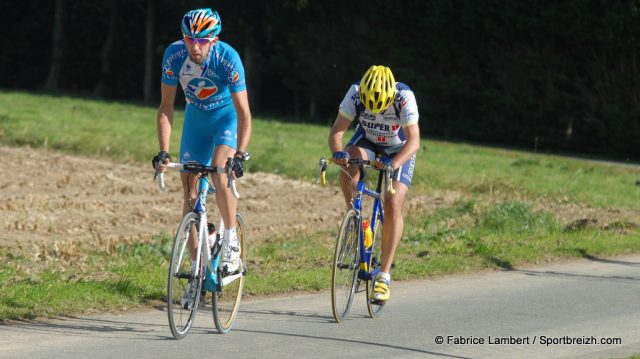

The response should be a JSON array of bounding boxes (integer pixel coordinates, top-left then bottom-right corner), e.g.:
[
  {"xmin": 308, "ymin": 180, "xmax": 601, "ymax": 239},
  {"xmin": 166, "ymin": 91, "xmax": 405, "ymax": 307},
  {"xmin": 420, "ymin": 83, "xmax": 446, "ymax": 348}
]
[
  {"xmin": 160, "ymin": 161, "xmax": 245, "ymax": 293},
  {"xmin": 352, "ymin": 168, "xmax": 385, "ymax": 282},
  {"xmin": 190, "ymin": 175, "xmax": 222, "ymax": 293},
  {"xmin": 317, "ymin": 157, "xmax": 393, "ymax": 282}
]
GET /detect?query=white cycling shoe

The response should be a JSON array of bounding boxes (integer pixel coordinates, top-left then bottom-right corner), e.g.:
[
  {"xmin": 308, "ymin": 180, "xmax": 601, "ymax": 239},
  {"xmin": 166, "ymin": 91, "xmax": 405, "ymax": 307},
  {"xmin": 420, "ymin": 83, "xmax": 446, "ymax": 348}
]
[{"xmin": 220, "ymin": 237, "xmax": 241, "ymax": 273}]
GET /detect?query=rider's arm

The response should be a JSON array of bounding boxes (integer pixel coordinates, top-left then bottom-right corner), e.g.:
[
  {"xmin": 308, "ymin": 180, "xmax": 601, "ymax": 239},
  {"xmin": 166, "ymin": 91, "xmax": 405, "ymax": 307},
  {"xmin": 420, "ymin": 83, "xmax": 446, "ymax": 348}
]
[
  {"xmin": 157, "ymin": 83, "xmax": 177, "ymax": 154},
  {"xmin": 231, "ymin": 90, "xmax": 252, "ymax": 154},
  {"xmin": 328, "ymin": 113, "xmax": 352, "ymax": 153},
  {"xmin": 390, "ymin": 123, "xmax": 420, "ymax": 169}
]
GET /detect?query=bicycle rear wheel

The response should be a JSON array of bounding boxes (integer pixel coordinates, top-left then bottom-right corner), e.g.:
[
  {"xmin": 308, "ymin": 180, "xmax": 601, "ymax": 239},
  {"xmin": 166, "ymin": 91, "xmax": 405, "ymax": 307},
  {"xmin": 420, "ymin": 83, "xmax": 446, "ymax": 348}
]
[
  {"xmin": 366, "ymin": 213, "xmax": 385, "ymax": 318},
  {"xmin": 167, "ymin": 212, "xmax": 203, "ymax": 339},
  {"xmin": 212, "ymin": 212, "xmax": 246, "ymax": 334},
  {"xmin": 331, "ymin": 209, "xmax": 360, "ymax": 323}
]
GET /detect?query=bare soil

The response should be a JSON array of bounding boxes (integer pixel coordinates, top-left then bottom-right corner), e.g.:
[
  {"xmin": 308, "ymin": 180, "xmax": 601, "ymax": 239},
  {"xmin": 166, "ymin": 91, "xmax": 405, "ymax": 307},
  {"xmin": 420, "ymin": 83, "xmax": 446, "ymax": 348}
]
[
  {"xmin": 1, "ymin": 146, "xmax": 637, "ymax": 257},
  {"xmin": 0, "ymin": 146, "xmax": 451, "ymax": 254}
]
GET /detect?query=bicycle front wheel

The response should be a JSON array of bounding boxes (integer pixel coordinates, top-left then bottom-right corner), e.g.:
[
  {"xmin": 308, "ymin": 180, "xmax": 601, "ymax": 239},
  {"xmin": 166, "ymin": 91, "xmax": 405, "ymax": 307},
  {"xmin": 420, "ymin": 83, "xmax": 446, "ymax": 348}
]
[
  {"xmin": 212, "ymin": 212, "xmax": 246, "ymax": 334},
  {"xmin": 331, "ymin": 209, "xmax": 361, "ymax": 323},
  {"xmin": 167, "ymin": 212, "xmax": 203, "ymax": 339},
  {"xmin": 366, "ymin": 213, "xmax": 385, "ymax": 318}
]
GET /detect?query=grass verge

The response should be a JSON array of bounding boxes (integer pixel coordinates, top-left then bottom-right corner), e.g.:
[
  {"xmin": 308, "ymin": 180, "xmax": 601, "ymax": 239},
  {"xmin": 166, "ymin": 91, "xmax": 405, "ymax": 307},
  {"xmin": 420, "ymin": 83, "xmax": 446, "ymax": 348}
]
[{"xmin": 0, "ymin": 90, "xmax": 639, "ymax": 320}]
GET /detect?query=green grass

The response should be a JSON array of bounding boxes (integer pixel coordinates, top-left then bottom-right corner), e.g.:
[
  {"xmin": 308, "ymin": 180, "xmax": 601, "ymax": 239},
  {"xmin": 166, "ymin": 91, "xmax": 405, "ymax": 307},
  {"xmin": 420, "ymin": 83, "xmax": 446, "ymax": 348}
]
[
  {"xmin": 0, "ymin": 90, "xmax": 639, "ymax": 320},
  {"xmin": 0, "ymin": 233, "xmax": 171, "ymax": 319},
  {"xmin": 2, "ymin": 90, "xmax": 638, "ymax": 207},
  {"xmin": 398, "ymin": 200, "xmax": 640, "ymax": 278},
  {"xmin": 422, "ymin": 142, "xmax": 640, "ymax": 208}
]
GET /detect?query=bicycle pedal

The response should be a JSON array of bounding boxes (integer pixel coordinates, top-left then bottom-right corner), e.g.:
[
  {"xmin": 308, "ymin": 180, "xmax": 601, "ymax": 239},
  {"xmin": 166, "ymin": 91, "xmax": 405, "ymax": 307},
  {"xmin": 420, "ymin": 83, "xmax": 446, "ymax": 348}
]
[
  {"xmin": 369, "ymin": 299, "xmax": 386, "ymax": 306},
  {"xmin": 220, "ymin": 265, "xmax": 241, "ymax": 276},
  {"xmin": 222, "ymin": 268, "xmax": 241, "ymax": 276}
]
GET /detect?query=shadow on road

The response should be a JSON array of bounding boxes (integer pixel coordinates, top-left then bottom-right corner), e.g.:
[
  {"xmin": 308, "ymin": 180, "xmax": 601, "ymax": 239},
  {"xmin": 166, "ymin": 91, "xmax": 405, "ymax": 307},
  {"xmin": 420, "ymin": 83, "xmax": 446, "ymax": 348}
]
[
  {"xmin": 234, "ymin": 328, "xmax": 470, "ymax": 359},
  {"xmin": 574, "ymin": 249, "xmax": 640, "ymax": 267},
  {"xmin": 505, "ymin": 251, "xmax": 640, "ymax": 282},
  {"xmin": 238, "ymin": 308, "xmax": 336, "ymax": 323},
  {"xmin": 0, "ymin": 313, "xmax": 178, "ymax": 341}
]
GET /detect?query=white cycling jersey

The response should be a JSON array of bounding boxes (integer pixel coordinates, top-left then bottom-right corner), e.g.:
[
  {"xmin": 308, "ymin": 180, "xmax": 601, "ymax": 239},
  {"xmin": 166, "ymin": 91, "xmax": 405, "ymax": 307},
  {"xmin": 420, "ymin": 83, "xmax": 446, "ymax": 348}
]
[{"xmin": 338, "ymin": 81, "xmax": 419, "ymax": 146}]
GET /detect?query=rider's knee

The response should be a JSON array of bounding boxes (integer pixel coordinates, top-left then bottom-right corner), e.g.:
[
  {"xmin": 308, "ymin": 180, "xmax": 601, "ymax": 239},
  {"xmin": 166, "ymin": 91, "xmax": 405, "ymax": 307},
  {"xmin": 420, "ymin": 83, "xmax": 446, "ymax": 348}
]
[{"xmin": 385, "ymin": 197, "xmax": 404, "ymax": 216}]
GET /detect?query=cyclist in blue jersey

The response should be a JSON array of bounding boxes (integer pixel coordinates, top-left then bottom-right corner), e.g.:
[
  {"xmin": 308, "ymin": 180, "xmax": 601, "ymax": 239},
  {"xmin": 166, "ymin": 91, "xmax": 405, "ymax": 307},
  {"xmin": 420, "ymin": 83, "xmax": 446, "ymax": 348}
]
[
  {"xmin": 328, "ymin": 65, "xmax": 420, "ymax": 303},
  {"xmin": 153, "ymin": 8, "xmax": 252, "ymax": 304}
]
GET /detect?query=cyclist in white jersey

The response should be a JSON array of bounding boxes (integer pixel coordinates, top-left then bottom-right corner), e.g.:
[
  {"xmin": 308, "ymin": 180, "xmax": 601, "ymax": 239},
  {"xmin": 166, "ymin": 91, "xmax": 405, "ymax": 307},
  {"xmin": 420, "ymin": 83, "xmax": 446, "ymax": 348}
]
[
  {"xmin": 153, "ymin": 9, "xmax": 252, "ymax": 303},
  {"xmin": 329, "ymin": 65, "xmax": 420, "ymax": 302}
]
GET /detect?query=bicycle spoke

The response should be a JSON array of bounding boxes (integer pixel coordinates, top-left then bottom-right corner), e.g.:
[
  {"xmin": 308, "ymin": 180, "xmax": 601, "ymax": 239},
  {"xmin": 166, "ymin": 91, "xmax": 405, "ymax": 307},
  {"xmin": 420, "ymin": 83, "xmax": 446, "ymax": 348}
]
[
  {"xmin": 212, "ymin": 213, "xmax": 246, "ymax": 334},
  {"xmin": 366, "ymin": 214, "xmax": 385, "ymax": 318},
  {"xmin": 167, "ymin": 213, "xmax": 202, "ymax": 339},
  {"xmin": 331, "ymin": 210, "xmax": 360, "ymax": 323}
]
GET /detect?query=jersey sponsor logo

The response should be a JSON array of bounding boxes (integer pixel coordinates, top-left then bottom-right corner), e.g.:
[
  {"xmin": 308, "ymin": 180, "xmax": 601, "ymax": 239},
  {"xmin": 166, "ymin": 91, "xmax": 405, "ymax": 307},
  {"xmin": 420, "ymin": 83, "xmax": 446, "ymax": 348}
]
[
  {"xmin": 229, "ymin": 71, "xmax": 240, "ymax": 83},
  {"xmin": 187, "ymin": 78, "xmax": 218, "ymax": 100},
  {"xmin": 214, "ymin": 51, "xmax": 235, "ymax": 70},
  {"xmin": 361, "ymin": 113, "xmax": 377, "ymax": 121},
  {"xmin": 377, "ymin": 136, "xmax": 387, "ymax": 143},
  {"xmin": 402, "ymin": 112, "xmax": 417, "ymax": 120},
  {"xmin": 163, "ymin": 65, "xmax": 174, "ymax": 76},
  {"xmin": 407, "ymin": 156, "xmax": 415, "ymax": 177},
  {"xmin": 360, "ymin": 119, "xmax": 400, "ymax": 133},
  {"xmin": 220, "ymin": 130, "xmax": 234, "ymax": 142}
]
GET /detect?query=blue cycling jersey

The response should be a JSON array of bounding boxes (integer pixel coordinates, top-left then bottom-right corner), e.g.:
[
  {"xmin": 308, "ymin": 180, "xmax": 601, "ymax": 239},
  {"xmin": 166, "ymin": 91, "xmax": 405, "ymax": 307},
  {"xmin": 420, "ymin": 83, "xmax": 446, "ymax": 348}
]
[{"xmin": 161, "ymin": 40, "xmax": 247, "ymax": 111}]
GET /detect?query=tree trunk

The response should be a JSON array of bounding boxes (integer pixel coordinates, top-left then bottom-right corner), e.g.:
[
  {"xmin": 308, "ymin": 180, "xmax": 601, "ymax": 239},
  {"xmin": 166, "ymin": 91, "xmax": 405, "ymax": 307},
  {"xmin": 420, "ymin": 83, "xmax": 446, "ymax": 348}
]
[
  {"xmin": 309, "ymin": 97, "xmax": 316, "ymax": 118},
  {"xmin": 44, "ymin": 0, "xmax": 65, "ymax": 90},
  {"xmin": 93, "ymin": 1, "xmax": 119, "ymax": 98},
  {"xmin": 143, "ymin": 0, "xmax": 156, "ymax": 104}
]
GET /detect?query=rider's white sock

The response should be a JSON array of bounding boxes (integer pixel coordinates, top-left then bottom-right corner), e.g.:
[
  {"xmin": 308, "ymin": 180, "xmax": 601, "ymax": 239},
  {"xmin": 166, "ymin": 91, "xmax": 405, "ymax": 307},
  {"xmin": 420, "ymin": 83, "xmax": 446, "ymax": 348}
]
[
  {"xmin": 223, "ymin": 228, "xmax": 237, "ymax": 243},
  {"xmin": 377, "ymin": 271, "xmax": 391, "ymax": 282}
]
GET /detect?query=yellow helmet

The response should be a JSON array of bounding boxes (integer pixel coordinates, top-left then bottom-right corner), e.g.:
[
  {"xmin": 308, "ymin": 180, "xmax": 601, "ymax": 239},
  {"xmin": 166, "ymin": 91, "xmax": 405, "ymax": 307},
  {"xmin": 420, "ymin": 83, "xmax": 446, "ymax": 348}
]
[{"xmin": 358, "ymin": 65, "xmax": 396, "ymax": 113}]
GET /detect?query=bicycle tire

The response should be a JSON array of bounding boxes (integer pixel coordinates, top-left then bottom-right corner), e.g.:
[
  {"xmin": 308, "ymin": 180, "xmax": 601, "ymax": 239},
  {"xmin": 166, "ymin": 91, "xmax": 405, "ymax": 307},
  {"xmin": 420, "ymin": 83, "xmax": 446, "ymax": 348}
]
[
  {"xmin": 212, "ymin": 212, "xmax": 246, "ymax": 334},
  {"xmin": 366, "ymin": 213, "xmax": 385, "ymax": 318},
  {"xmin": 331, "ymin": 209, "xmax": 360, "ymax": 323},
  {"xmin": 167, "ymin": 212, "xmax": 204, "ymax": 339}
]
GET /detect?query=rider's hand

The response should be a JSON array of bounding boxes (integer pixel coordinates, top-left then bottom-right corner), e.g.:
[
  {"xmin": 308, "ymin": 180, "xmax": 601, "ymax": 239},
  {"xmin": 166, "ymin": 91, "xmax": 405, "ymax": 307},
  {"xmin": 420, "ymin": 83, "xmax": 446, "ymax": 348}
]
[
  {"xmin": 376, "ymin": 155, "xmax": 394, "ymax": 170},
  {"xmin": 332, "ymin": 151, "xmax": 350, "ymax": 166},
  {"xmin": 152, "ymin": 151, "xmax": 171, "ymax": 172},
  {"xmin": 230, "ymin": 156, "xmax": 244, "ymax": 179}
]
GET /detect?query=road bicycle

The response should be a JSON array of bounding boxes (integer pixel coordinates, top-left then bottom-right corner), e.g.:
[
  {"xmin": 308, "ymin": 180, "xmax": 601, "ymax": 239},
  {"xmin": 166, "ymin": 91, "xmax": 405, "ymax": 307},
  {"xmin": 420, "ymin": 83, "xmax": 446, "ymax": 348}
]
[
  {"xmin": 155, "ymin": 159, "xmax": 247, "ymax": 338},
  {"xmin": 316, "ymin": 157, "xmax": 394, "ymax": 323}
]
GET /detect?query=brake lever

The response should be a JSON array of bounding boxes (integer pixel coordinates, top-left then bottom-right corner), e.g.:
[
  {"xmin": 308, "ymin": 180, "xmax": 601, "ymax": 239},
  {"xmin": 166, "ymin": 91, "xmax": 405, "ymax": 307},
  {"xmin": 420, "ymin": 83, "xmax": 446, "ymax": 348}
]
[{"xmin": 315, "ymin": 157, "xmax": 328, "ymax": 185}]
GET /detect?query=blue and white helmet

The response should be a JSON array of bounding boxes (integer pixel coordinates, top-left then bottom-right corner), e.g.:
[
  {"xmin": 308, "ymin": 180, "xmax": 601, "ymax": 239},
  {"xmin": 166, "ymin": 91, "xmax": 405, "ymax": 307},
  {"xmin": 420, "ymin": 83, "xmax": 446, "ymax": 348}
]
[{"xmin": 181, "ymin": 8, "xmax": 222, "ymax": 38}]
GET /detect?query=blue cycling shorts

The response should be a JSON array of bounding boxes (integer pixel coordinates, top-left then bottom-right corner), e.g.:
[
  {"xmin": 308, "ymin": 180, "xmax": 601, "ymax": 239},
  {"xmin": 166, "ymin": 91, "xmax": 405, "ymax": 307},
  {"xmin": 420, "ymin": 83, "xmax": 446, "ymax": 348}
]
[
  {"xmin": 179, "ymin": 102, "xmax": 237, "ymax": 165},
  {"xmin": 346, "ymin": 133, "xmax": 416, "ymax": 188}
]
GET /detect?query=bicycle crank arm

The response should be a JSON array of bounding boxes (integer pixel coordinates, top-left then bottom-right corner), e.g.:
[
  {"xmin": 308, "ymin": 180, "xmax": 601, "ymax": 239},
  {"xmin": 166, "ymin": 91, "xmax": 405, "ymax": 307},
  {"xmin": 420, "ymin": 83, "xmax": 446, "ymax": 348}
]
[{"xmin": 221, "ymin": 272, "xmax": 243, "ymax": 286}]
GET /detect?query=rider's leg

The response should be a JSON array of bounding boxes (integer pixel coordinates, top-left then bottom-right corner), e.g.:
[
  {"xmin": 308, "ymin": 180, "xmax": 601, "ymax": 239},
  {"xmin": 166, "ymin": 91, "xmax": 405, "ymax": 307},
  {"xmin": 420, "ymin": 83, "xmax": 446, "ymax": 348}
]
[
  {"xmin": 181, "ymin": 171, "xmax": 201, "ymax": 260},
  {"xmin": 374, "ymin": 153, "xmax": 416, "ymax": 301},
  {"xmin": 210, "ymin": 144, "xmax": 237, "ymax": 231},
  {"xmin": 338, "ymin": 145, "xmax": 368, "ymax": 208},
  {"xmin": 373, "ymin": 181, "xmax": 408, "ymax": 301},
  {"xmin": 380, "ymin": 181, "xmax": 409, "ymax": 274},
  {"xmin": 211, "ymin": 144, "xmax": 242, "ymax": 272},
  {"xmin": 179, "ymin": 104, "xmax": 217, "ymax": 261}
]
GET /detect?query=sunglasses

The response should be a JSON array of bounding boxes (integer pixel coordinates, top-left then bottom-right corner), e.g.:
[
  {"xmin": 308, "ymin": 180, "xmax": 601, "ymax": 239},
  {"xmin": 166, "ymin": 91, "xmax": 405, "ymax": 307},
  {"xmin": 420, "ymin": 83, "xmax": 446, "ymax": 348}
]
[{"xmin": 183, "ymin": 36, "xmax": 215, "ymax": 47}]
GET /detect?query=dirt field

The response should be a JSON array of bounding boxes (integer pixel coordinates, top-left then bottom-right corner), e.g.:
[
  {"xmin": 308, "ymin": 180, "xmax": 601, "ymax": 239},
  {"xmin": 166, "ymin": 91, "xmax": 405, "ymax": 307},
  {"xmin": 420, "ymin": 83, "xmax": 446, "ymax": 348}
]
[
  {"xmin": 0, "ymin": 146, "xmax": 445, "ymax": 254},
  {"xmin": 1, "ymin": 146, "xmax": 637, "ymax": 257}
]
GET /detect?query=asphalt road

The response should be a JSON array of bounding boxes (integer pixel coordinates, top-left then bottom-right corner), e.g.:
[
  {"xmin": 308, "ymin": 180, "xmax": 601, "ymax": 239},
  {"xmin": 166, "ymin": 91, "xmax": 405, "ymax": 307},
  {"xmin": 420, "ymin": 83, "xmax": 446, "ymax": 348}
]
[{"xmin": 2, "ymin": 255, "xmax": 640, "ymax": 359}]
